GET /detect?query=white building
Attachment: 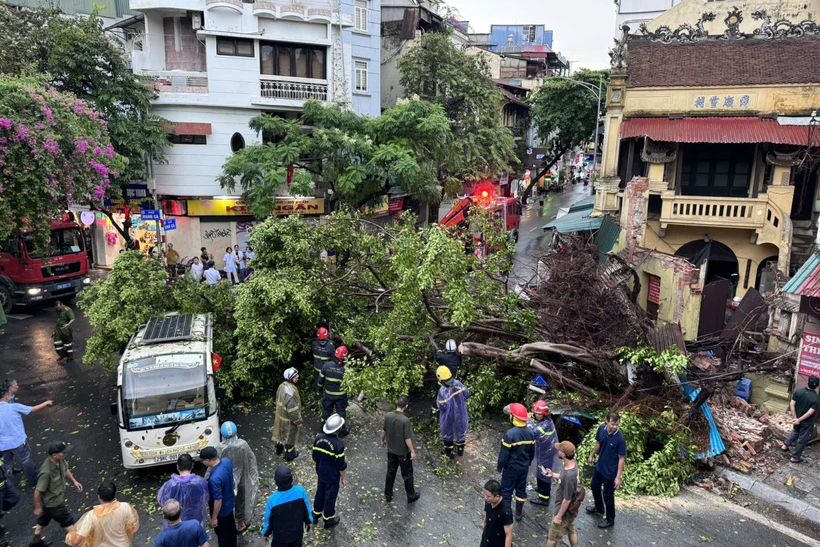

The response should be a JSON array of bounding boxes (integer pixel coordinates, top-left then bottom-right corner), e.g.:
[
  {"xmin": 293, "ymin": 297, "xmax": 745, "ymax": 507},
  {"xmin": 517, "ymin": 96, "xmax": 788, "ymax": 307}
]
[
  {"xmin": 614, "ymin": 0, "xmax": 683, "ymax": 35},
  {"xmin": 117, "ymin": 0, "xmax": 381, "ymax": 265}
]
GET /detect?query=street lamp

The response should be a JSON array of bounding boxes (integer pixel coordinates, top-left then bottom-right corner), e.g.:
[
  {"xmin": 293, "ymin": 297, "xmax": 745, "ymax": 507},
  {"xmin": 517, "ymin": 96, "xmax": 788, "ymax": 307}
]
[{"xmin": 551, "ymin": 74, "xmax": 604, "ymax": 175}]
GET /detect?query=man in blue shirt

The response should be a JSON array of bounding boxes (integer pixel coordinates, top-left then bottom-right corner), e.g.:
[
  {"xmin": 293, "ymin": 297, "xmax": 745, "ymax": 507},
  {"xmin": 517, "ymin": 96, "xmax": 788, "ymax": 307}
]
[
  {"xmin": 200, "ymin": 447, "xmax": 236, "ymax": 547},
  {"xmin": 261, "ymin": 466, "xmax": 312, "ymax": 545},
  {"xmin": 155, "ymin": 499, "xmax": 211, "ymax": 547},
  {"xmin": 586, "ymin": 412, "xmax": 626, "ymax": 529},
  {"xmin": 0, "ymin": 385, "xmax": 53, "ymax": 487}
]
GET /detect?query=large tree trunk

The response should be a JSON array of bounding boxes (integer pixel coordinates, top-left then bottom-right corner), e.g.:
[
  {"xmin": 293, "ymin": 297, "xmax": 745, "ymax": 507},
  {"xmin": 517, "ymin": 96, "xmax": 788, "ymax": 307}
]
[
  {"xmin": 458, "ymin": 341, "xmax": 607, "ymax": 368},
  {"xmin": 520, "ymin": 147, "xmax": 569, "ymax": 203},
  {"xmin": 530, "ymin": 359, "xmax": 598, "ymax": 398}
]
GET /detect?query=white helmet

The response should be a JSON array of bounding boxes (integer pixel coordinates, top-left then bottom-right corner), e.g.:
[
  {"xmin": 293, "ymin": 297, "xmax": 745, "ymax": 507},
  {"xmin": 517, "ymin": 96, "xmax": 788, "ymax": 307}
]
[
  {"xmin": 323, "ymin": 413, "xmax": 345, "ymax": 434},
  {"xmin": 284, "ymin": 367, "xmax": 299, "ymax": 381},
  {"xmin": 445, "ymin": 339, "xmax": 457, "ymax": 352}
]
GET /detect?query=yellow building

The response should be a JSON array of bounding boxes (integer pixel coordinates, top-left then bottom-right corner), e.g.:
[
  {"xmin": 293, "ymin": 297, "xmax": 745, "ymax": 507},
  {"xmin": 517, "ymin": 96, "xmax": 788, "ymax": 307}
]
[{"xmin": 595, "ymin": 0, "xmax": 820, "ymax": 339}]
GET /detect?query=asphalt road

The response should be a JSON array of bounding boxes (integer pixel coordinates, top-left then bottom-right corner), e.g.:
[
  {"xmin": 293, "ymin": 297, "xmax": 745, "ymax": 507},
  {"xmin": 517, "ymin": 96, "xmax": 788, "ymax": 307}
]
[{"xmin": 2, "ymin": 216, "xmax": 819, "ymax": 547}]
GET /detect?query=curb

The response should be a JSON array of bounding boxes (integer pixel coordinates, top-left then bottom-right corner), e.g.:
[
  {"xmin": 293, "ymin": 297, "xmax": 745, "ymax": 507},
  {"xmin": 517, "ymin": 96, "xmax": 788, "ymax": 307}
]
[{"xmin": 715, "ymin": 467, "xmax": 820, "ymax": 523}]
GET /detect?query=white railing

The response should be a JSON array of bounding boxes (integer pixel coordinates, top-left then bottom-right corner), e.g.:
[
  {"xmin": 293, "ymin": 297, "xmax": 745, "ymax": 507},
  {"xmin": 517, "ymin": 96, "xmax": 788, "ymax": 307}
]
[
  {"xmin": 140, "ymin": 71, "xmax": 209, "ymax": 94},
  {"xmin": 259, "ymin": 76, "xmax": 329, "ymax": 101}
]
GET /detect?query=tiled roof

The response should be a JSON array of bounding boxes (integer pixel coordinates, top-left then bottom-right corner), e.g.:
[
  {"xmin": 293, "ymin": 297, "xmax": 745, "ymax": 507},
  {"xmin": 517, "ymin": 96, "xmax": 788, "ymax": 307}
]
[
  {"xmin": 783, "ymin": 252, "xmax": 820, "ymax": 297},
  {"xmin": 620, "ymin": 117, "xmax": 809, "ymax": 145},
  {"xmin": 627, "ymin": 38, "xmax": 820, "ymax": 88}
]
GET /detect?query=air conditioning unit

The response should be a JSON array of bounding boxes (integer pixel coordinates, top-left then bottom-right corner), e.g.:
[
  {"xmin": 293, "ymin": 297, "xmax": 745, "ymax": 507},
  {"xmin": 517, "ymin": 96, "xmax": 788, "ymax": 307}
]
[{"xmin": 192, "ymin": 12, "xmax": 203, "ymax": 30}]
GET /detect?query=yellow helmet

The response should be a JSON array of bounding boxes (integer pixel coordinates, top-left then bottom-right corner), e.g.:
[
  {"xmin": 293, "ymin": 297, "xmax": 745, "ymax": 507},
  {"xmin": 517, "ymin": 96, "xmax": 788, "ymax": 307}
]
[{"xmin": 436, "ymin": 366, "xmax": 453, "ymax": 382}]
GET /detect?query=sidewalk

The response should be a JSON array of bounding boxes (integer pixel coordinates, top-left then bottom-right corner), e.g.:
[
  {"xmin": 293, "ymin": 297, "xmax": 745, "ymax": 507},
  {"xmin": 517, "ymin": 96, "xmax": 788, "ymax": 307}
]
[{"xmin": 716, "ymin": 441, "xmax": 820, "ymax": 524}]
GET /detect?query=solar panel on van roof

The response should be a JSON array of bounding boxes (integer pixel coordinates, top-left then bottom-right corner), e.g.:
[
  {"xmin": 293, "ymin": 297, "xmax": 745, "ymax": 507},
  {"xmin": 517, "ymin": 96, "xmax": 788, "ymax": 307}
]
[{"xmin": 142, "ymin": 314, "xmax": 194, "ymax": 344}]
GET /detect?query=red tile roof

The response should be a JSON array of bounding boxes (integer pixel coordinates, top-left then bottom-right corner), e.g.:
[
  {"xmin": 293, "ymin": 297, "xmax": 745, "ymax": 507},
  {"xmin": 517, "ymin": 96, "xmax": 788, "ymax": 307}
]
[
  {"xmin": 620, "ymin": 117, "xmax": 809, "ymax": 145},
  {"xmin": 628, "ymin": 38, "xmax": 820, "ymax": 88}
]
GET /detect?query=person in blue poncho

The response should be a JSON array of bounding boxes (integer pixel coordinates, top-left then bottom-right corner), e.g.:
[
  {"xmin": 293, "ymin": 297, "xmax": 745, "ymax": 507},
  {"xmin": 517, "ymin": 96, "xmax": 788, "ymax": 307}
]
[{"xmin": 435, "ymin": 366, "xmax": 470, "ymax": 460}]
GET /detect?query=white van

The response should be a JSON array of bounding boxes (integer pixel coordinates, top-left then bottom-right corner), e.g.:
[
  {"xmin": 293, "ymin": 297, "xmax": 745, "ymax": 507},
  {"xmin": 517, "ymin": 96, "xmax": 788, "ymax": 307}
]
[{"xmin": 111, "ymin": 313, "xmax": 223, "ymax": 468}]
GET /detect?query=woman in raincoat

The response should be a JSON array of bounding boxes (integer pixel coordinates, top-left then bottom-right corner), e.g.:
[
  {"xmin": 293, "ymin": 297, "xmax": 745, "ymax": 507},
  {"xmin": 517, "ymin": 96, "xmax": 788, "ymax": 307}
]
[
  {"xmin": 527, "ymin": 399, "xmax": 558, "ymax": 506},
  {"xmin": 435, "ymin": 366, "xmax": 469, "ymax": 460}
]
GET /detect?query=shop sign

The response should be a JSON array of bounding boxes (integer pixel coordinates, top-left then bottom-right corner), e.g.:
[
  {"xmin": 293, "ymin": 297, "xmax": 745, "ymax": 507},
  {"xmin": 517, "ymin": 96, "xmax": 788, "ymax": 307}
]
[
  {"xmin": 187, "ymin": 199, "xmax": 325, "ymax": 216},
  {"xmin": 125, "ymin": 184, "xmax": 150, "ymax": 200},
  {"xmin": 388, "ymin": 197, "xmax": 405, "ymax": 213},
  {"xmin": 363, "ymin": 201, "xmax": 389, "ymax": 216},
  {"xmin": 648, "ymin": 275, "xmax": 661, "ymax": 305},
  {"xmin": 797, "ymin": 328, "xmax": 820, "ymax": 377},
  {"xmin": 162, "ymin": 199, "xmax": 188, "ymax": 216}
]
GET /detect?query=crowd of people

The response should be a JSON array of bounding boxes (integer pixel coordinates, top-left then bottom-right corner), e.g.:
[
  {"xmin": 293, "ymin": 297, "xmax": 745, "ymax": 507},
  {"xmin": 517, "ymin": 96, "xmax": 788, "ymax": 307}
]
[
  {"xmin": 0, "ymin": 330, "xmax": 632, "ymax": 547},
  {"xmin": 160, "ymin": 244, "xmax": 256, "ymax": 286}
]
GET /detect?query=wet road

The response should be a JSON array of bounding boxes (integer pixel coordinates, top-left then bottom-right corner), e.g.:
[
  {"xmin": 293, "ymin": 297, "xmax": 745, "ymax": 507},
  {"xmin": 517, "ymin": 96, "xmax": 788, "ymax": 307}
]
[{"xmin": 2, "ymin": 227, "xmax": 819, "ymax": 547}]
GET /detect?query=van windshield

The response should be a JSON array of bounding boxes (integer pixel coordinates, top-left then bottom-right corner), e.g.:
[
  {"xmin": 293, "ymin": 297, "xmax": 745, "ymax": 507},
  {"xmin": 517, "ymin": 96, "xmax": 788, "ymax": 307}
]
[{"xmin": 122, "ymin": 354, "xmax": 209, "ymax": 430}]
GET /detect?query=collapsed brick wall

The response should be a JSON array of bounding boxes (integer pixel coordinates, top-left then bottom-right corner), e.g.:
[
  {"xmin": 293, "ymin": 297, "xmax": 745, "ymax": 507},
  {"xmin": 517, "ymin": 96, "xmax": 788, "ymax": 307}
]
[
  {"xmin": 624, "ymin": 176, "xmax": 650, "ymax": 264},
  {"xmin": 164, "ymin": 17, "xmax": 207, "ymax": 73}
]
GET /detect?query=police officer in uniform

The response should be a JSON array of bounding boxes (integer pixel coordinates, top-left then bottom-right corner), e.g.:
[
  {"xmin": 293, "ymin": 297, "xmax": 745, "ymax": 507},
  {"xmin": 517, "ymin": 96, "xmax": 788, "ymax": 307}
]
[
  {"xmin": 311, "ymin": 328, "xmax": 335, "ymax": 395},
  {"xmin": 497, "ymin": 402, "xmax": 536, "ymax": 523},
  {"xmin": 312, "ymin": 414, "xmax": 347, "ymax": 529},
  {"xmin": 319, "ymin": 346, "xmax": 349, "ymax": 437}
]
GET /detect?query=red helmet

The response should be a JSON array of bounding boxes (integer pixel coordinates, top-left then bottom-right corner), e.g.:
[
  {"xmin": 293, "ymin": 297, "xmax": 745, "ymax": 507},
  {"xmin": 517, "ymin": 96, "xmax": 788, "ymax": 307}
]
[
  {"xmin": 532, "ymin": 400, "xmax": 550, "ymax": 416},
  {"xmin": 508, "ymin": 402, "xmax": 529, "ymax": 422},
  {"xmin": 335, "ymin": 346, "xmax": 348, "ymax": 360},
  {"xmin": 317, "ymin": 327, "xmax": 329, "ymax": 340}
]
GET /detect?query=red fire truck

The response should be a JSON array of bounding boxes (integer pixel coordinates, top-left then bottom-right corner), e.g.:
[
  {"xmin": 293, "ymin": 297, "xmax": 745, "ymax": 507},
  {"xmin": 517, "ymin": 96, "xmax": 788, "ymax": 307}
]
[
  {"xmin": 439, "ymin": 184, "xmax": 522, "ymax": 244},
  {"xmin": 0, "ymin": 220, "xmax": 91, "ymax": 313}
]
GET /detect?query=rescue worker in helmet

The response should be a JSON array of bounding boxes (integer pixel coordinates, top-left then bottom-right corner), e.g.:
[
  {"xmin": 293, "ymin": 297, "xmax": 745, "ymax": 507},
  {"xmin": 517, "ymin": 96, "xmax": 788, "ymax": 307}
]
[
  {"xmin": 526, "ymin": 400, "xmax": 558, "ymax": 507},
  {"xmin": 497, "ymin": 402, "xmax": 536, "ymax": 523},
  {"xmin": 312, "ymin": 413, "xmax": 347, "ymax": 529},
  {"xmin": 273, "ymin": 367, "xmax": 303, "ymax": 462},
  {"xmin": 312, "ymin": 327, "xmax": 336, "ymax": 395},
  {"xmin": 319, "ymin": 346, "xmax": 349, "ymax": 437},
  {"xmin": 434, "ymin": 339, "xmax": 461, "ymax": 380},
  {"xmin": 435, "ymin": 366, "xmax": 470, "ymax": 460}
]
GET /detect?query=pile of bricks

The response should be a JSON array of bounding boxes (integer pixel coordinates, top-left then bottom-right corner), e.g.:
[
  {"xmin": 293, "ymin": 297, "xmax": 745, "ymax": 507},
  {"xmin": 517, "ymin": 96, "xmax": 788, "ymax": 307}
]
[{"xmin": 711, "ymin": 396, "xmax": 772, "ymax": 473}]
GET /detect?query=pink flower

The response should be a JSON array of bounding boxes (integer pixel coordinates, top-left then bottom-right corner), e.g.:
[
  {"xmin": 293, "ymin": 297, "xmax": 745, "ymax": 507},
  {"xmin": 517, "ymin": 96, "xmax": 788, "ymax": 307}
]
[
  {"xmin": 0, "ymin": 118, "xmax": 12, "ymax": 130},
  {"xmin": 93, "ymin": 147, "xmax": 102, "ymax": 156},
  {"xmin": 75, "ymin": 140, "xmax": 89, "ymax": 154}
]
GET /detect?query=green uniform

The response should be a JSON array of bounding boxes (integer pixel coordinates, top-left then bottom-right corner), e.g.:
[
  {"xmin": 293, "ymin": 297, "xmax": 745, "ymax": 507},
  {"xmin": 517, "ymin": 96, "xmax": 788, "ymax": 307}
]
[{"xmin": 54, "ymin": 306, "xmax": 74, "ymax": 360}]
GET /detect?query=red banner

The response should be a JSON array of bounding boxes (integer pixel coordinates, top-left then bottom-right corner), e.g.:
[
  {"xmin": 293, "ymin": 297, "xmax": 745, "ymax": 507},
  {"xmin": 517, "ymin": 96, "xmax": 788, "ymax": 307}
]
[
  {"xmin": 798, "ymin": 330, "xmax": 820, "ymax": 377},
  {"xmin": 388, "ymin": 197, "xmax": 405, "ymax": 213},
  {"xmin": 648, "ymin": 275, "xmax": 661, "ymax": 305}
]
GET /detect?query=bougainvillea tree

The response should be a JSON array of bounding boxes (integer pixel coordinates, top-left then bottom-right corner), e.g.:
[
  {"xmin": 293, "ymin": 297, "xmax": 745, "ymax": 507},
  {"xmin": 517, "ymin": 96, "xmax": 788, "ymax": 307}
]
[{"xmin": 0, "ymin": 75, "xmax": 123, "ymax": 248}]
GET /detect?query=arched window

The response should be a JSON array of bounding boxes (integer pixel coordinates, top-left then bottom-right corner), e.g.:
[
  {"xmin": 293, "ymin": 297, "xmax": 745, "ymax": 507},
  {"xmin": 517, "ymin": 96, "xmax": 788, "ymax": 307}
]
[{"xmin": 230, "ymin": 133, "xmax": 245, "ymax": 153}]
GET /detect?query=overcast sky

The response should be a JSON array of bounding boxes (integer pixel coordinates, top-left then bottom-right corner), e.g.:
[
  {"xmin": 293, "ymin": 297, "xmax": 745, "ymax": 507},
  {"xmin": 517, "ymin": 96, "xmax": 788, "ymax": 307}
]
[{"xmin": 446, "ymin": 0, "xmax": 616, "ymax": 71}]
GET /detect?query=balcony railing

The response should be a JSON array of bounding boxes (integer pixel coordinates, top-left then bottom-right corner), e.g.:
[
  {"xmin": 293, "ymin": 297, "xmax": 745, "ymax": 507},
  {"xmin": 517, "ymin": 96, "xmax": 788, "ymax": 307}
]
[
  {"xmin": 258, "ymin": 76, "xmax": 329, "ymax": 102},
  {"xmin": 139, "ymin": 71, "xmax": 208, "ymax": 94},
  {"xmin": 660, "ymin": 192, "xmax": 767, "ymax": 230}
]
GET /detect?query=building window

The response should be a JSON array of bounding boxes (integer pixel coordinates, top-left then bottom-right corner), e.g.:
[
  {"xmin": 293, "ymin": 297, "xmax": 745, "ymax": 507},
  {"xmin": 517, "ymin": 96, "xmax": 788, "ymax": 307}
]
[
  {"xmin": 680, "ymin": 144, "xmax": 754, "ymax": 198},
  {"xmin": 260, "ymin": 42, "xmax": 327, "ymax": 79},
  {"xmin": 355, "ymin": 0, "xmax": 367, "ymax": 31},
  {"xmin": 230, "ymin": 133, "xmax": 245, "ymax": 153},
  {"xmin": 216, "ymin": 37, "xmax": 254, "ymax": 57},
  {"xmin": 354, "ymin": 60, "xmax": 368, "ymax": 92},
  {"xmin": 525, "ymin": 25, "xmax": 537, "ymax": 42},
  {"xmin": 168, "ymin": 134, "xmax": 207, "ymax": 145}
]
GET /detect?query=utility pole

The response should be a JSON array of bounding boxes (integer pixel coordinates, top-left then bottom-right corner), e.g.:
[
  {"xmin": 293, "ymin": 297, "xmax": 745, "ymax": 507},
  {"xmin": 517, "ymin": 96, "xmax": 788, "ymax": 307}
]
[{"xmin": 552, "ymin": 74, "xmax": 604, "ymax": 175}]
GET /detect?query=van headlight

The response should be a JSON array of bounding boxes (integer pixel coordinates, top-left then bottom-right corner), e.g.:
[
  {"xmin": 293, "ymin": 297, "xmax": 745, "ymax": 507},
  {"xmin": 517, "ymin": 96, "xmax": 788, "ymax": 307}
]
[
  {"xmin": 27, "ymin": 287, "xmax": 42, "ymax": 296},
  {"xmin": 83, "ymin": 277, "xmax": 91, "ymax": 285}
]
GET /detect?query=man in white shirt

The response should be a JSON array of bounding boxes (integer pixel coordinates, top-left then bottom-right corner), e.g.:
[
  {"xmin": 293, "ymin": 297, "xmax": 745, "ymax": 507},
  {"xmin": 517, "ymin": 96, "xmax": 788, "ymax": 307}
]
[{"xmin": 203, "ymin": 264, "xmax": 222, "ymax": 286}]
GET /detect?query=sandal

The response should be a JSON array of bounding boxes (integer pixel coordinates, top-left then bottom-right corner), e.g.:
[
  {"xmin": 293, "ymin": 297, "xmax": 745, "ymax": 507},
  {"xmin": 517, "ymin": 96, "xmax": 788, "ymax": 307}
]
[
  {"xmin": 779, "ymin": 443, "xmax": 790, "ymax": 452},
  {"xmin": 790, "ymin": 457, "xmax": 803, "ymax": 463}
]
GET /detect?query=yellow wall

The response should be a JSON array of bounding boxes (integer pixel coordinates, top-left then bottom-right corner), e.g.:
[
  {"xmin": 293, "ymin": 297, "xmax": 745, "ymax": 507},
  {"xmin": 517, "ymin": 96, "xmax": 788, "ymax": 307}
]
[
  {"xmin": 640, "ymin": 221, "xmax": 780, "ymax": 298},
  {"xmin": 632, "ymin": 255, "xmax": 702, "ymax": 340},
  {"xmin": 624, "ymin": 84, "xmax": 820, "ymax": 117}
]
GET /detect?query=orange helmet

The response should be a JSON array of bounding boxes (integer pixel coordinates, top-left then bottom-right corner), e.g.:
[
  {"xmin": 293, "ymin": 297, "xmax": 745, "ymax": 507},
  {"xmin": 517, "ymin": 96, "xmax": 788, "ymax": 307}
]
[
  {"xmin": 335, "ymin": 346, "xmax": 348, "ymax": 360},
  {"xmin": 317, "ymin": 327, "xmax": 329, "ymax": 340},
  {"xmin": 508, "ymin": 402, "xmax": 529, "ymax": 422},
  {"xmin": 532, "ymin": 400, "xmax": 550, "ymax": 416}
]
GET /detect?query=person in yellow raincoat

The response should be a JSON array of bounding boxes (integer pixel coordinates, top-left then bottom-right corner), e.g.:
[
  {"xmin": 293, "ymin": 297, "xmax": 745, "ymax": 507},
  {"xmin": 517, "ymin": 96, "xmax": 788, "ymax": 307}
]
[
  {"xmin": 273, "ymin": 367, "xmax": 303, "ymax": 462},
  {"xmin": 66, "ymin": 482, "xmax": 139, "ymax": 547}
]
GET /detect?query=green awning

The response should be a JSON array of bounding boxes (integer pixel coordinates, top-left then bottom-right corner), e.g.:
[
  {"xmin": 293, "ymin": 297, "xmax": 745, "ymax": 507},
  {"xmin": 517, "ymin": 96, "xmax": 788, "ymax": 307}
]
[{"xmin": 543, "ymin": 208, "xmax": 602, "ymax": 233}]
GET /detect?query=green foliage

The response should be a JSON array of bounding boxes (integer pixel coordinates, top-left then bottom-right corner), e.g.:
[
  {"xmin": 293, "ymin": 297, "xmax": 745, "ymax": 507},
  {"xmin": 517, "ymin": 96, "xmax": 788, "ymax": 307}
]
[
  {"xmin": 79, "ymin": 253, "xmax": 237, "ymax": 378},
  {"xmin": 77, "ymin": 252, "xmax": 172, "ymax": 371},
  {"xmin": 0, "ymin": 75, "xmax": 124, "ymax": 248},
  {"xmin": 463, "ymin": 365, "xmax": 530, "ymax": 420},
  {"xmin": 218, "ymin": 99, "xmax": 451, "ymax": 214},
  {"xmin": 528, "ymin": 69, "xmax": 610, "ymax": 185},
  {"xmin": 0, "ymin": 5, "xmax": 168, "ymax": 185},
  {"xmin": 617, "ymin": 343, "xmax": 688, "ymax": 375},
  {"xmin": 398, "ymin": 30, "xmax": 517, "ymax": 190},
  {"xmin": 576, "ymin": 409, "xmax": 696, "ymax": 497}
]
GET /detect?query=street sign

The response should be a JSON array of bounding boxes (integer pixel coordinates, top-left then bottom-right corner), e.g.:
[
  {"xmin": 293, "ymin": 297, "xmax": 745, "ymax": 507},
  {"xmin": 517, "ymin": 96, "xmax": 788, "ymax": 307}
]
[
  {"xmin": 164, "ymin": 219, "xmax": 177, "ymax": 231},
  {"xmin": 141, "ymin": 209, "xmax": 161, "ymax": 220}
]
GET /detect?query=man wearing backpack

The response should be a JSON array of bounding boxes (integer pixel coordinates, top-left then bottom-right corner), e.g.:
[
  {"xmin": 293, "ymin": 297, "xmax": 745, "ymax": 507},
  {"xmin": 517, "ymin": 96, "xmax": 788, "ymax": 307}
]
[{"xmin": 543, "ymin": 441, "xmax": 580, "ymax": 547}]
